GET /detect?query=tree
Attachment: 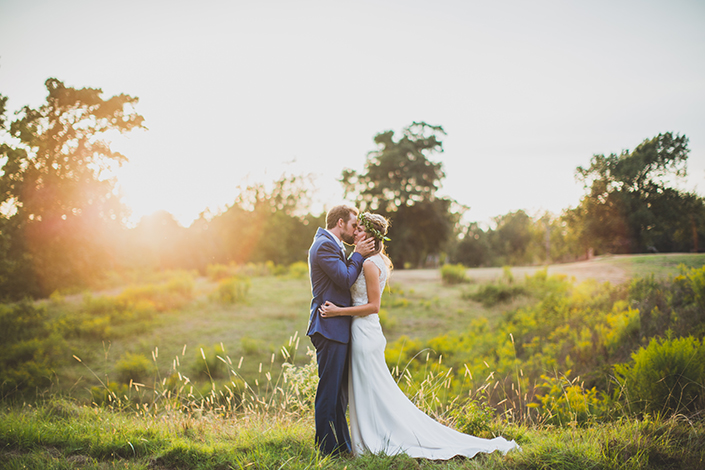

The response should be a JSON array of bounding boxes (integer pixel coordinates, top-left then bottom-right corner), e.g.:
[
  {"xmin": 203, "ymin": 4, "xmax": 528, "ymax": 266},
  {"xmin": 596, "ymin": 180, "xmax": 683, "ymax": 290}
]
[
  {"xmin": 452, "ymin": 222, "xmax": 491, "ymax": 267},
  {"xmin": 341, "ymin": 122, "xmax": 446, "ymax": 212},
  {"xmin": 488, "ymin": 210, "xmax": 538, "ymax": 266},
  {"xmin": 196, "ymin": 174, "xmax": 321, "ymax": 268},
  {"xmin": 573, "ymin": 133, "xmax": 704, "ymax": 254},
  {"xmin": 544, "ymin": 211, "xmax": 587, "ymax": 262},
  {"xmin": 0, "ymin": 79, "xmax": 144, "ymax": 298},
  {"xmin": 341, "ymin": 122, "xmax": 462, "ymax": 268}
]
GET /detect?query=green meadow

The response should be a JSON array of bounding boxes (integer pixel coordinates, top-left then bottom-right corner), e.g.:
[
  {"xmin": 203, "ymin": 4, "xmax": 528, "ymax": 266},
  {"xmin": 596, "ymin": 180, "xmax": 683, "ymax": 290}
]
[{"xmin": 2, "ymin": 254, "xmax": 705, "ymax": 469}]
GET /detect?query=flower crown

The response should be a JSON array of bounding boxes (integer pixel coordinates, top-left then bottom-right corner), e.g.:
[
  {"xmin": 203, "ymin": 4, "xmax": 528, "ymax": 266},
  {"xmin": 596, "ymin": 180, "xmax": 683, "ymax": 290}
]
[{"xmin": 359, "ymin": 213, "xmax": 390, "ymax": 242}]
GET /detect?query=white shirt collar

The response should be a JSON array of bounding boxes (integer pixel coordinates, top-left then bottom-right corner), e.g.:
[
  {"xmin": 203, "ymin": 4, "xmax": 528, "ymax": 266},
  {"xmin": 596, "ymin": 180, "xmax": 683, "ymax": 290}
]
[{"xmin": 324, "ymin": 229, "xmax": 345, "ymax": 252}]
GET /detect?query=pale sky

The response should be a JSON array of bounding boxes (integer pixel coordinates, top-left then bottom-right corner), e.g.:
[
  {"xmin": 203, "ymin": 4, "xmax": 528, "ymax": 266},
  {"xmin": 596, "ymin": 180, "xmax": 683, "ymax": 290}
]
[{"xmin": 1, "ymin": 0, "xmax": 704, "ymax": 227}]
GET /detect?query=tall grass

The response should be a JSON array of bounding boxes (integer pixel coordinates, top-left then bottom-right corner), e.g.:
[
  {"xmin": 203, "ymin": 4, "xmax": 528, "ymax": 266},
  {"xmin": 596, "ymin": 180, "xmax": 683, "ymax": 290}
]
[{"xmin": 2, "ymin": 396, "xmax": 703, "ymax": 468}]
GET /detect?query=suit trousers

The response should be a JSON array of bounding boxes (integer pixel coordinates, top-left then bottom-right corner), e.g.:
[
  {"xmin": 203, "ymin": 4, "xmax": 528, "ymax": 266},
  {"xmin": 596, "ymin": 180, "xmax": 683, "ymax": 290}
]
[{"xmin": 310, "ymin": 333, "xmax": 352, "ymax": 455}]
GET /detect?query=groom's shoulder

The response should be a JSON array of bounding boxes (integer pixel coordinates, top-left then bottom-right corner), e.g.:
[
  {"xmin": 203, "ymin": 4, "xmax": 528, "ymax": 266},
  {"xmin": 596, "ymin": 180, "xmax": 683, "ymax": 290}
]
[
  {"xmin": 313, "ymin": 228, "xmax": 334, "ymax": 243},
  {"xmin": 311, "ymin": 229, "xmax": 339, "ymax": 254},
  {"xmin": 311, "ymin": 228, "xmax": 330, "ymax": 247}
]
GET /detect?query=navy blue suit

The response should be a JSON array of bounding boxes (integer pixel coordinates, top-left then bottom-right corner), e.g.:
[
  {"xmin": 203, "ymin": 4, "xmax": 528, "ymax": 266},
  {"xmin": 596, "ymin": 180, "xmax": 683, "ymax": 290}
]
[{"xmin": 306, "ymin": 228, "xmax": 365, "ymax": 455}]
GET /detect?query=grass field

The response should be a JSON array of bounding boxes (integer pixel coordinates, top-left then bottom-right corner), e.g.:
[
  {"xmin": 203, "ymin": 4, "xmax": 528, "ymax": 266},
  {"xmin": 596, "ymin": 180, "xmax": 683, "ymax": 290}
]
[
  {"xmin": 51, "ymin": 253, "xmax": 705, "ymax": 402},
  {"xmin": 2, "ymin": 401, "xmax": 703, "ymax": 469},
  {"xmin": 2, "ymin": 253, "xmax": 704, "ymax": 469}
]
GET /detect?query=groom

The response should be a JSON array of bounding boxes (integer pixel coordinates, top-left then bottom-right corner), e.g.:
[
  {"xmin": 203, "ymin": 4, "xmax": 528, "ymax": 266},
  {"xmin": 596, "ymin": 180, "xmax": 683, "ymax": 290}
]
[{"xmin": 306, "ymin": 205, "xmax": 374, "ymax": 456}]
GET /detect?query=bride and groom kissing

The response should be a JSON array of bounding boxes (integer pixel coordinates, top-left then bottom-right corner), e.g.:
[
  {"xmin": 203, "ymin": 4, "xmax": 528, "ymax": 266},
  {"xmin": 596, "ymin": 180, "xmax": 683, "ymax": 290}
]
[{"xmin": 306, "ymin": 205, "xmax": 519, "ymax": 460}]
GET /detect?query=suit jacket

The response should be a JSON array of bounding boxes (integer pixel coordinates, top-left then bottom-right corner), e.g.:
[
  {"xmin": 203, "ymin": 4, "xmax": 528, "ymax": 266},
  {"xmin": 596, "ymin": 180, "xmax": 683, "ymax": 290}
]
[{"xmin": 306, "ymin": 228, "xmax": 365, "ymax": 343}]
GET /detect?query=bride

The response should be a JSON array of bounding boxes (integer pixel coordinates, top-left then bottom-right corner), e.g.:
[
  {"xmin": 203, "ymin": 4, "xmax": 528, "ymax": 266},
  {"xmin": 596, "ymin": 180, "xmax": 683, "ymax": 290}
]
[{"xmin": 319, "ymin": 212, "xmax": 520, "ymax": 459}]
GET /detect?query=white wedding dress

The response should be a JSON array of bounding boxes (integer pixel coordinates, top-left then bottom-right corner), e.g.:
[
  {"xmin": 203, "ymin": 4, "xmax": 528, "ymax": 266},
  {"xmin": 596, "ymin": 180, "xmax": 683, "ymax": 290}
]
[{"xmin": 348, "ymin": 254, "xmax": 520, "ymax": 459}]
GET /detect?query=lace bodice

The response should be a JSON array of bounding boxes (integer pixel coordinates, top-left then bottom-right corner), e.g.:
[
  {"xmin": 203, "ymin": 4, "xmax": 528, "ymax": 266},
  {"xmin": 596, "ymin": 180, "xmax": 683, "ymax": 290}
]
[{"xmin": 351, "ymin": 254, "xmax": 388, "ymax": 307}]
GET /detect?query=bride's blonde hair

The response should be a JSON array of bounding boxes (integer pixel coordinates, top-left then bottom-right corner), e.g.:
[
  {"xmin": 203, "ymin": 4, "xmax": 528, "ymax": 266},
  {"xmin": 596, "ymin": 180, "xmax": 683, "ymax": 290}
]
[{"xmin": 359, "ymin": 212, "xmax": 393, "ymax": 273}]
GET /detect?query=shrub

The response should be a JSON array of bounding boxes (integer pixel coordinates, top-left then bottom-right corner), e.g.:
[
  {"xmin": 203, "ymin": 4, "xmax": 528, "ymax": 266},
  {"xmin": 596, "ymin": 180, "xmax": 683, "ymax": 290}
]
[
  {"xmin": 449, "ymin": 399, "xmax": 494, "ymax": 436},
  {"xmin": 385, "ymin": 335, "xmax": 425, "ymax": 373},
  {"xmin": 682, "ymin": 263, "xmax": 705, "ymax": 310},
  {"xmin": 165, "ymin": 274, "xmax": 195, "ymax": 298},
  {"xmin": 534, "ymin": 372, "xmax": 608, "ymax": 426},
  {"xmin": 287, "ymin": 261, "xmax": 308, "ymax": 279},
  {"xmin": 523, "ymin": 268, "xmax": 571, "ymax": 299},
  {"xmin": 0, "ymin": 300, "xmax": 58, "ymax": 394},
  {"xmin": 595, "ymin": 301, "xmax": 641, "ymax": 355},
  {"xmin": 72, "ymin": 294, "xmax": 157, "ymax": 339},
  {"xmin": 79, "ymin": 314, "xmax": 113, "ymax": 339},
  {"xmin": 206, "ymin": 263, "xmax": 232, "ymax": 281},
  {"xmin": 628, "ymin": 265, "xmax": 705, "ymax": 340},
  {"xmin": 0, "ymin": 299, "xmax": 47, "ymax": 344},
  {"xmin": 90, "ymin": 382, "xmax": 128, "ymax": 406},
  {"xmin": 0, "ymin": 341, "xmax": 54, "ymax": 394},
  {"xmin": 215, "ymin": 276, "xmax": 251, "ymax": 304},
  {"xmin": 115, "ymin": 352, "xmax": 152, "ymax": 384},
  {"xmin": 441, "ymin": 264, "xmax": 468, "ymax": 285},
  {"xmin": 465, "ymin": 283, "xmax": 527, "ymax": 307},
  {"xmin": 502, "ymin": 266, "xmax": 514, "ymax": 284},
  {"xmin": 614, "ymin": 336, "xmax": 705, "ymax": 416},
  {"xmin": 271, "ymin": 263, "xmax": 288, "ymax": 276},
  {"xmin": 81, "ymin": 294, "xmax": 122, "ymax": 317}
]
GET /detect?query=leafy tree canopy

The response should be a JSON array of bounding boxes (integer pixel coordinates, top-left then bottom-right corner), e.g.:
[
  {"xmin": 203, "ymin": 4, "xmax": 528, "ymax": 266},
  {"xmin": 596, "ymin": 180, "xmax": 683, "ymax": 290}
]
[
  {"xmin": 572, "ymin": 133, "xmax": 703, "ymax": 254},
  {"xmin": 341, "ymin": 122, "xmax": 462, "ymax": 268},
  {"xmin": 341, "ymin": 121, "xmax": 446, "ymax": 212},
  {"xmin": 0, "ymin": 78, "xmax": 145, "ymax": 298},
  {"xmin": 577, "ymin": 132, "xmax": 689, "ymax": 196},
  {"xmin": 1, "ymin": 78, "xmax": 144, "ymax": 224}
]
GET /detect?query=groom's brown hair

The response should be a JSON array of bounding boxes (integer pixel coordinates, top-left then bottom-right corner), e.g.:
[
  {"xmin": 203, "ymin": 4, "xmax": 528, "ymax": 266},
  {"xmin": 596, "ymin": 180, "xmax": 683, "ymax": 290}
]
[{"xmin": 326, "ymin": 205, "xmax": 358, "ymax": 229}]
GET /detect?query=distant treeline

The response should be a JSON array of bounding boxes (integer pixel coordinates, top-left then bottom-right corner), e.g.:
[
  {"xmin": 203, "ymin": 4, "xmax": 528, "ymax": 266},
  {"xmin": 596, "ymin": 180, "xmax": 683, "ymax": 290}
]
[{"xmin": 1, "ymin": 80, "xmax": 704, "ymax": 300}]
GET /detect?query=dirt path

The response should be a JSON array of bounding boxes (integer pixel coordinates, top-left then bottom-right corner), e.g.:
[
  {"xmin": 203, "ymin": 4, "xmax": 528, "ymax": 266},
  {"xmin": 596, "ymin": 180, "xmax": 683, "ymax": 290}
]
[{"xmin": 391, "ymin": 257, "xmax": 630, "ymax": 285}]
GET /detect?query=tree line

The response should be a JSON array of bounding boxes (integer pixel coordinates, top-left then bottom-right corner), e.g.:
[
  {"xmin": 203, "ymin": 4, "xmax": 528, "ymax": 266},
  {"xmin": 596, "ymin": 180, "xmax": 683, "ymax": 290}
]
[{"xmin": 1, "ymin": 79, "xmax": 704, "ymax": 301}]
